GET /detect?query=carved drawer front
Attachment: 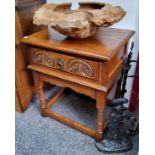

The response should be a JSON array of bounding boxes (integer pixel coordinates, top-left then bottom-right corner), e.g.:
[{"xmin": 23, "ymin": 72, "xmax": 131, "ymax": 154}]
[{"xmin": 31, "ymin": 48, "xmax": 100, "ymax": 81}]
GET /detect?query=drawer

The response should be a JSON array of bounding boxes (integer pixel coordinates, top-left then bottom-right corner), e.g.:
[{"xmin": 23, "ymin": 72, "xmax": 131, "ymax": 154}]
[{"xmin": 30, "ymin": 48, "xmax": 100, "ymax": 81}]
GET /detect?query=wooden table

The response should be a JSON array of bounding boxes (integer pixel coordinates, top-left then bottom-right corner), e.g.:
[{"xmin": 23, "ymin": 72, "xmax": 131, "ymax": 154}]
[{"xmin": 22, "ymin": 27, "xmax": 134, "ymax": 141}]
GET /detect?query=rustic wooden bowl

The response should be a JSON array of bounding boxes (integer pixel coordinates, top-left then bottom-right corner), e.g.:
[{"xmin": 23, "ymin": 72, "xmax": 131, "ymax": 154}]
[{"xmin": 33, "ymin": 2, "xmax": 126, "ymax": 38}]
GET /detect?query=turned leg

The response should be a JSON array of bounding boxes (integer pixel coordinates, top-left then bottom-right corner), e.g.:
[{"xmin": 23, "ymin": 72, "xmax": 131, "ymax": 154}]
[
  {"xmin": 32, "ymin": 71, "xmax": 47, "ymax": 117},
  {"xmin": 38, "ymin": 81, "xmax": 47, "ymax": 117},
  {"xmin": 95, "ymin": 91, "xmax": 107, "ymax": 141}
]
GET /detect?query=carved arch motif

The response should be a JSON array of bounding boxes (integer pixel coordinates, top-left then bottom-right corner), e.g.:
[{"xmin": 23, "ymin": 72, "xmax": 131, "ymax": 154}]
[
  {"xmin": 67, "ymin": 59, "xmax": 94, "ymax": 78},
  {"xmin": 33, "ymin": 51, "xmax": 55, "ymax": 67}
]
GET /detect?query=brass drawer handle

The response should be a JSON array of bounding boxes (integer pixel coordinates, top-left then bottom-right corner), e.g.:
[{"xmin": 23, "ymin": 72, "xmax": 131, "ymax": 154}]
[{"xmin": 57, "ymin": 58, "xmax": 64, "ymax": 69}]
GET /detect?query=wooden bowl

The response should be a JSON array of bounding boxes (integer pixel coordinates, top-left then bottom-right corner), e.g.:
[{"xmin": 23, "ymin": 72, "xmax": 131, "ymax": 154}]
[{"xmin": 33, "ymin": 2, "xmax": 126, "ymax": 38}]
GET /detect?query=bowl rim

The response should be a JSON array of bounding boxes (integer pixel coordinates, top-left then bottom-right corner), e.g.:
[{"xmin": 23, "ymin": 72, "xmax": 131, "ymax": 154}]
[{"xmin": 53, "ymin": 2, "xmax": 106, "ymax": 12}]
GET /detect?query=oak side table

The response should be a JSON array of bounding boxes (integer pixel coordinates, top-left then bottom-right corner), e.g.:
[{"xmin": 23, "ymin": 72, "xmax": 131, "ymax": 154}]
[{"xmin": 22, "ymin": 27, "xmax": 134, "ymax": 141}]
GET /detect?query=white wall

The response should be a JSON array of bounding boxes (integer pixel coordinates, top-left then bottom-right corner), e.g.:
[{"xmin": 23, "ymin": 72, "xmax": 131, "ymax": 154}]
[{"xmin": 47, "ymin": 0, "xmax": 139, "ymax": 104}]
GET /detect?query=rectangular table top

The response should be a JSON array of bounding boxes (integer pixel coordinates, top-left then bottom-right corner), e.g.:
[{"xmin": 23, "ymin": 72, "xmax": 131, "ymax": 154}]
[{"xmin": 21, "ymin": 27, "xmax": 134, "ymax": 61}]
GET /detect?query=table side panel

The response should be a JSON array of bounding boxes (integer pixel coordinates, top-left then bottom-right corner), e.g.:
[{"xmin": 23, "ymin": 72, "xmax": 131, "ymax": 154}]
[{"xmin": 101, "ymin": 45, "xmax": 127, "ymax": 92}]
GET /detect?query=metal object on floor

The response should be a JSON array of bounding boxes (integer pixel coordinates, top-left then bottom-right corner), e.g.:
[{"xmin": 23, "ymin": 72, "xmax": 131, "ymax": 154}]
[{"xmin": 95, "ymin": 98, "xmax": 133, "ymax": 153}]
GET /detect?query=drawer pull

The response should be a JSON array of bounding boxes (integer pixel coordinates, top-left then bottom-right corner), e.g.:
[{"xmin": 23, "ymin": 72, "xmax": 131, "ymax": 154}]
[{"xmin": 57, "ymin": 58, "xmax": 64, "ymax": 69}]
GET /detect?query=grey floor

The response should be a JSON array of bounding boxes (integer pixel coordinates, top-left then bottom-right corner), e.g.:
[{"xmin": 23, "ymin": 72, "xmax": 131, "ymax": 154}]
[{"xmin": 15, "ymin": 87, "xmax": 139, "ymax": 155}]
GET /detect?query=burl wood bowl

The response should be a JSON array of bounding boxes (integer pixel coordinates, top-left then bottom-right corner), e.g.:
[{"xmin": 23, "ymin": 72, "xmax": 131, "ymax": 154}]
[{"xmin": 33, "ymin": 2, "xmax": 126, "ymax": 38}]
